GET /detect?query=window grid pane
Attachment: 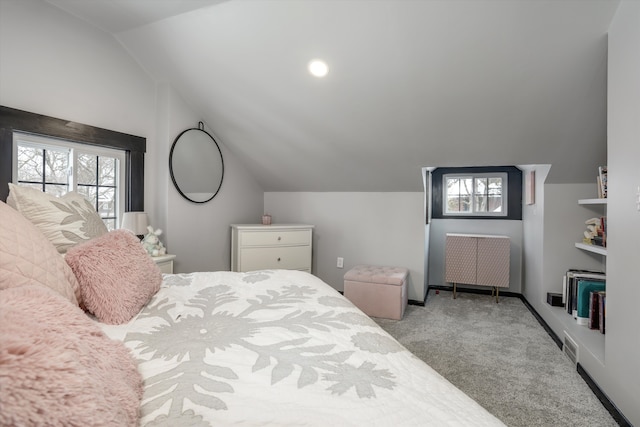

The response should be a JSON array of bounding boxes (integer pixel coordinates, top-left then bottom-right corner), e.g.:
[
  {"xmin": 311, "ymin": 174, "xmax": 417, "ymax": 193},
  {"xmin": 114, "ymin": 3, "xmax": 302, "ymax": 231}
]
[
  {"xmin": 76, "ymin": 154, "xmax": 118, "ymax": 222},
  {"xmin": 17, "ymin": 146, "xmax": 43, "ymax": 182},
  {"xmin": 474, "ymin": 194, "xmax": 487, "ymax": 212},
  {"xmin": 44, "ymin": 149, "xmax": 68, "ymax": 184},
  {"xmin": 99, "ymin": 157, "xmax": 116, "ymax": 186},
  {"xmin": 98, "ymin": 187, "xmax": 116, "ymax": 218},
  {"xmin": 77, "ymin": 153, "xmax": 97, "ymax": 185},
  {"xmin": 446, "ymin": 178, "xmax": 461, "ymax": 212},
  {"xmin": 474, "ymin": 177, "xmax": 488, "ymax": 212}
]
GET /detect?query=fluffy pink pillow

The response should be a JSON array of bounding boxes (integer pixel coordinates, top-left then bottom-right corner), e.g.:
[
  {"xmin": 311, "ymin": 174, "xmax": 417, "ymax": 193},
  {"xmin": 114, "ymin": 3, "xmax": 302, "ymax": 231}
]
[
  {"xmin": 0, "ymin": 200, "xmax": 80, "ymax": 306},
  {"xmin": 0, "ymin": 285, "xmax": 143, "ymax": 426},
  {"xmin": 65, "ymin": 229, "xmax": 162, "ymax": 324}
]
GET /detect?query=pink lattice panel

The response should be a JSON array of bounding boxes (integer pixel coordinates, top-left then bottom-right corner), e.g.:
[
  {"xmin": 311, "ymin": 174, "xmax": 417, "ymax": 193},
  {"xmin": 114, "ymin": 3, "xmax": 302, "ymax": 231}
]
[
  {"xmin": 477, "ymin": 237, "xmax": 510, "ymax": 287},
  {"xmin": 445, "ymin": 235, "xmax": 477, "ymax": 285}
]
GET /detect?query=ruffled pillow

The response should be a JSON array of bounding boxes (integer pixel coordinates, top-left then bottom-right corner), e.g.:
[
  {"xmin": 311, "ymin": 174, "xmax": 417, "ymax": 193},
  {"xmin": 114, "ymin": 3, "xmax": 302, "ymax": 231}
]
[
  {"xmin": 0, "ymin": 285, "xmax": 143, "ymax": 426},
  {"xmin": 65, "ymin": 229, "xmax": 162, "ymax": 324}
]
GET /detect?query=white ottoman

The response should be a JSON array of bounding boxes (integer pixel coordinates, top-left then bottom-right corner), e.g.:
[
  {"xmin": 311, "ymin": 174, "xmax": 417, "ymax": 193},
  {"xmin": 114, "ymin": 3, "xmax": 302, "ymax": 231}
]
[{"xmin": 344, "ymin": 265, "xmax": 409, "ymax": 320}]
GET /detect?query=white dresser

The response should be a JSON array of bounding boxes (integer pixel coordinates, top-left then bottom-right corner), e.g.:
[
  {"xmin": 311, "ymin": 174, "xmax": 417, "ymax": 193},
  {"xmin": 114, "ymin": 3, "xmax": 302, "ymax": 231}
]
[
  {"xmin": 152, "ymin": 254, "xmax": 176, "ymax": 274},
  {"xmin": 231, "ymin": 224, "xmax": 314, "ymax": 273}
]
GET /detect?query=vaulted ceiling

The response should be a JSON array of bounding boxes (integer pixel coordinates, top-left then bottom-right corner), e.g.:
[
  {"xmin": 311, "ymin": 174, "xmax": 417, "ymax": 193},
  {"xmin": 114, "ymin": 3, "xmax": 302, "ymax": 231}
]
[{"xmin": 44, "ymin": 0, "xmax": 619, "ymax": 191}]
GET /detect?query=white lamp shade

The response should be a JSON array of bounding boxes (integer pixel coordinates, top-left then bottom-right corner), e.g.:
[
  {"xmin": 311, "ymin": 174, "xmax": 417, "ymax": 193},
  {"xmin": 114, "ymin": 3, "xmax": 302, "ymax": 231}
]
[{"xmin": 120, "ymin": 212, "xmax": 149, "ymax": 235}]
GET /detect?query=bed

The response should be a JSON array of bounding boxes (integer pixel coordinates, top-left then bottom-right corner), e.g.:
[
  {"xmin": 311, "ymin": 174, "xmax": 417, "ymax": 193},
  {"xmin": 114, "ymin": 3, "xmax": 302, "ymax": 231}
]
[{"xmin": 0, "ymin": 191, "xmax": 505, "ymax": 427}]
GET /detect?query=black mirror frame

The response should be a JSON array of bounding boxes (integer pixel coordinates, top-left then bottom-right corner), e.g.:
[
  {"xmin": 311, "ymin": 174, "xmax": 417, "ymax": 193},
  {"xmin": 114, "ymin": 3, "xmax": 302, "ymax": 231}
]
[{"xmin": 169, "ymin": 122, "xmax": 224, "ymax": 204}]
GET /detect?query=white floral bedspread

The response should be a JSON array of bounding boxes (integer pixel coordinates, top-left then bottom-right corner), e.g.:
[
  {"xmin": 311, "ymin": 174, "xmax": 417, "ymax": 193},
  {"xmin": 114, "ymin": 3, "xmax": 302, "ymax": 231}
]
[{"xmin": 101, "ymin": 270, "xmax": 504, "ymax": 426}]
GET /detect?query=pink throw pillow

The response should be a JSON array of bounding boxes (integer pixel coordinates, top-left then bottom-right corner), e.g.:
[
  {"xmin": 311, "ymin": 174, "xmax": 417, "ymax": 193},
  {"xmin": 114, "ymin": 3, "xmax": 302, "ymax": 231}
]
[
  {"xmin": 0, "ymin": 285, "xmax": 143, "ymax": 426},
  {"xmin": 0, "ymin": 201, "xmax": 80, "ymax": 306},
  {"xmin": 65, "ymin": 229, "xmax": 162, "ymax": 324}
]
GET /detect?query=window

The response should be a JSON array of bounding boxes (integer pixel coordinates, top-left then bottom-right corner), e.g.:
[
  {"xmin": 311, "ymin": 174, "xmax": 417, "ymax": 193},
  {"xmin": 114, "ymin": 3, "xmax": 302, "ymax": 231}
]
[
  {"xmin": 0, "ymin": 106, "xmax": 146, "ymax": 213},
  {"xmin": 443, "ymin": 173, "xmax": 507, "ymax": 216},
  {"xmin": 13, "ymin": 132, "xmax": 126, "ymax": 230},
  {"xmin": 431, "ymin": 166, "xmax": 522, "ymax": 220}
]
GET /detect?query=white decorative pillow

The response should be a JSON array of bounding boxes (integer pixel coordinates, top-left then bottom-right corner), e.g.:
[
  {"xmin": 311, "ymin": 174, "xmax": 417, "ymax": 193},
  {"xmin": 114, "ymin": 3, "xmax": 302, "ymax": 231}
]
[{"xmin": 8, "ymin": 183, "xmax": 108, "ymax": 253}]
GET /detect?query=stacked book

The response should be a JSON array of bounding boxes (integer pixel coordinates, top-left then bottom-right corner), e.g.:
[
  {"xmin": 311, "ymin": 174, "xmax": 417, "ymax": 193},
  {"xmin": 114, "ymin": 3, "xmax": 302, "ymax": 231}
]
[
  {"xmin": 583, "ymin": 217, "xmax": 607, "ymax": 247},
  {"xmin": 597, "ymin": 166, "xmax": 608, "ymax": 198},
  {"xmin": 588, "ymin": 290, "xmax": 606, "ymax": 333},
  {"xmin": 563, "ymin": 269, "xmax": 606, "ymax": 333}
]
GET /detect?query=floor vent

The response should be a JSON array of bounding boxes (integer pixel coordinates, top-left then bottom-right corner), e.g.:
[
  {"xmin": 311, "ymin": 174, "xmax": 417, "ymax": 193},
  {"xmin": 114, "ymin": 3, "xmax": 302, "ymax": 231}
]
[{"xmin": 563, "ymin": 332, "xmax": 579, "ymax": 365}]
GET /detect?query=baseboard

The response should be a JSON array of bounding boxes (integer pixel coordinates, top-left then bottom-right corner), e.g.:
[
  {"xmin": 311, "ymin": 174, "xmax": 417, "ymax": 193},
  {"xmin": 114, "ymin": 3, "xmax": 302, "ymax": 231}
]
[
  {"xmin": 577, "ymin": 364, "xmax": 632, "ymax": 427},
  {"xmin": 426, "ymin": 284, "xmax": 521, "ymax": 300}
]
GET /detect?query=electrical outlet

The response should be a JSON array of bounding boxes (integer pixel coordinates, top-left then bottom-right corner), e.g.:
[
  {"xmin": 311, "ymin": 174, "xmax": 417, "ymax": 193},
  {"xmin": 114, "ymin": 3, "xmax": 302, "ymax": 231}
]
[{"xmin": 337, "ymin": 257, "xmax": 344, "ymax": 268}]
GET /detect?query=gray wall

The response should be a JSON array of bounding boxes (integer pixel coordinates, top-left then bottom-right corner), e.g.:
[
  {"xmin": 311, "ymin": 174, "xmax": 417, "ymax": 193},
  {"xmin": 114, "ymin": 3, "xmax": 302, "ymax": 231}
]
[
  {"xmin": 604, "ymin": 1, "xmax": 640, "ymax": 423},
  {"xmin": 264, "ymin": 192, "xmax": 426, "ymax": 301}
]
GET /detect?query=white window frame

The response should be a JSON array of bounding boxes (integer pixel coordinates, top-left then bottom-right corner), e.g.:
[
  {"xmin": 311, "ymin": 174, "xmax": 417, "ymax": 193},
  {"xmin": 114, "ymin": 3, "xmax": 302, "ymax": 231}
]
[
  {"xmin": 12, "ymin": 132, "xmax": 126, "ymax": 229},
  {"xmin": 443, "ymin": 172, "xmax": 508, "ymax": 217}
]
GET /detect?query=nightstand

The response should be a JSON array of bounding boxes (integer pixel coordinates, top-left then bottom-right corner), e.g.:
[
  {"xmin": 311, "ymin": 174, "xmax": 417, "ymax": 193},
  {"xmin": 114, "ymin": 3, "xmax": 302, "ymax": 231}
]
[{"xmin": 152, "ymin": 254, "xmax": 176, "ymax": 274}]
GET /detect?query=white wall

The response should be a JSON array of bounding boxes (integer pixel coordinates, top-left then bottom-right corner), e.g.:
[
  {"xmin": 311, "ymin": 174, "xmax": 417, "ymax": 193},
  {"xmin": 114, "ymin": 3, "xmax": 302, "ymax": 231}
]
[
  {"xmin": 605, "ymin": 1, "xmax": 640, "ymax": 423},
  {"xmin": 156, "ymin": 85, "xmax": 263, "ymax": 273},
  {"xmin": 0, "ymin": 0, "xmax": 264, "ymax": 275},
  {"xmin": 264, "ymin": 192, "xmax": 426, "ymax": 301},
  {"xmin": 0, "ymin": 0, "xmax": 158, "ymax": 210},
  {"xmin": 520, "ymin": 165, "xmax": 550, "ymax": 305}
]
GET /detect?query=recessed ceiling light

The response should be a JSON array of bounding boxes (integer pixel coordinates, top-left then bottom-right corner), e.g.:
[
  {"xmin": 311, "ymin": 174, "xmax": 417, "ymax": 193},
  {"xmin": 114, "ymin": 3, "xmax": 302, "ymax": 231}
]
[{"xmin": 308, "ymin": 59, "xmax": 329, "ymax": 78}]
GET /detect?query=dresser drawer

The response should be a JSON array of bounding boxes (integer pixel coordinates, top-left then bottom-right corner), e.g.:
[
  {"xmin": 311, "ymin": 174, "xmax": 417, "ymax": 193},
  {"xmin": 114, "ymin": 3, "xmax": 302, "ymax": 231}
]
[
  {"xmin": 239, "ymin": 246, "xmax": 311, "ymax": 271},
  {"xmin": 239, "ymin": 229, "xmax": 310, "ymax": 247},
  {"xmin": 156, "ymin": 260, "xmax": 174, "ymax": 274},
  {"xmin": 152, "ymin": 254, "xmax": 176, "ymax": 274}
]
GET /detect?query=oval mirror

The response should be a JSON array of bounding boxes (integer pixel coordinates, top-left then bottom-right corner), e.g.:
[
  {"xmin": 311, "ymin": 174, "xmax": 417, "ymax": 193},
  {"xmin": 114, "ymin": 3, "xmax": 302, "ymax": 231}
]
[{"xmin": 169, "ymin": 122, "xmax": 224, "ymax": 203}]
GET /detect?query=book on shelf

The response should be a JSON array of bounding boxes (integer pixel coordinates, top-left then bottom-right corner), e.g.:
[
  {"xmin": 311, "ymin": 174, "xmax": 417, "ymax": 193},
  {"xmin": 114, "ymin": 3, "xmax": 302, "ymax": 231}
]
[
  {"xmin": 599, "ymin": 292, "xmax": 606, "ymax": 334},
  {"xmin": 563, "ymin": 269, "xmax": 605, "ymax": 318},
  {"xmin": 598, "ymin": 166, "xmax": 608, "ymax": 198},
  {"xmin": 588, "ymin": 291, "xmax": 599, "ymax": 329},
  {"xmin": 589, "ymin": 291, "xmax": 606, "ymax": 331},
  {"xmin": 576, "ymin": 280, "xmax": 606, "ymax": 326},
  {"xmin": 582, "ymin": 217, "xmax": 607, "ymax": 247}
]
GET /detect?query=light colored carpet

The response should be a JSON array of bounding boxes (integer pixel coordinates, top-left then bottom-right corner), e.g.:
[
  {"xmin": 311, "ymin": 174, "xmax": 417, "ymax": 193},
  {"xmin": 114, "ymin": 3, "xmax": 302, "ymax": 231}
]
[{"xmin": 373, "ymin": 290, "xmax": 618, "ymax": 427}]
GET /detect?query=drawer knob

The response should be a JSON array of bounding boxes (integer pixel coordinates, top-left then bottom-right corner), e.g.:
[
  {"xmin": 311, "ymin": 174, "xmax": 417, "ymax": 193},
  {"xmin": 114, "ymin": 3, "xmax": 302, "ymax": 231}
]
[
  {"xmin": 277, "ymin": 236, "xmax": 282, "ymax": 241},
  {"xmin": 277, "ymin": 257, "xmax": 281, "ymax": 262}
]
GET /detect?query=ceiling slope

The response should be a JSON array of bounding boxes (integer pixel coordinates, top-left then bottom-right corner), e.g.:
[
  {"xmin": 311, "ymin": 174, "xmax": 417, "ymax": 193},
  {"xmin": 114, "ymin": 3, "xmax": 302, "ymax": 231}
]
[{"xmin": 48, "ymin": 0, "xmax": 620, "ymax": 191}]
